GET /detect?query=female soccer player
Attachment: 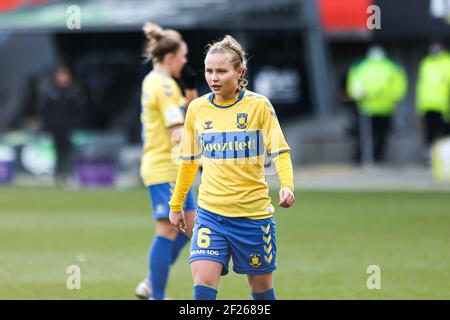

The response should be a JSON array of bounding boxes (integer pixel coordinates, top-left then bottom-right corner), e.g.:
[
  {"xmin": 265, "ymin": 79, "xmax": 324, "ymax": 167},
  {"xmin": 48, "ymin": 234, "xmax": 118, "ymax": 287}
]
[
  {"xmin": 169, "ymin": 35, "xmax": 295, "ymax": 300},
  {"xmin": 136, "ymin": 22, "xmax": 198, "ymax": 300}
]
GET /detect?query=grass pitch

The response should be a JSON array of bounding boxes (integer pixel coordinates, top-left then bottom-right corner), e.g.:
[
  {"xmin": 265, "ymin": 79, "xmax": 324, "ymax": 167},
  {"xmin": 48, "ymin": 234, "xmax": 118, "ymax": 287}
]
[{"xmin": 1, "ymin": 186, "xmax": 449, "ymax": 299}]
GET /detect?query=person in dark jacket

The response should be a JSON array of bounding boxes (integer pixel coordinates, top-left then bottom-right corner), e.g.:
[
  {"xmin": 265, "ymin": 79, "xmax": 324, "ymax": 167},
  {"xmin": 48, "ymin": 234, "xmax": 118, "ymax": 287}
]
[{"xmin": 36, "ymin": 64, "xmax": 88, "ymax": 183}]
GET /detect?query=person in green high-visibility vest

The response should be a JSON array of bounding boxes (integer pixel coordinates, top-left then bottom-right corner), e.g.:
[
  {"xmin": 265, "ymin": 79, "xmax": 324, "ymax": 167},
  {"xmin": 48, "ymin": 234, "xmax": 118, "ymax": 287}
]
[
  {"xmin": 346, "ymin": 46, "xmax": 407, "ymax": 164},
  {"xmin": 416, "ymin": 42, "xmax": 450, "ymax": 163}
]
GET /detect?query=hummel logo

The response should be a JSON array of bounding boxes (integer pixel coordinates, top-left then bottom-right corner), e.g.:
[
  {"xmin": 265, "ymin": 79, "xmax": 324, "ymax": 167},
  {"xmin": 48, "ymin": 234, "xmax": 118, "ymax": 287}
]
[
  {"xmin": 260, "ymin": 223, "xmax": 270, "ymax": 234},
  {"xmin": 204, "ymin": 120, "xmax": 213, "ymax": 130}
]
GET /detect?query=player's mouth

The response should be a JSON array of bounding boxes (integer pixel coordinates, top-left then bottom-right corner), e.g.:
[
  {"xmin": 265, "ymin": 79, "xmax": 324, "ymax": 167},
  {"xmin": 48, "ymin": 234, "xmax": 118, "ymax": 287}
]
[{"xmin": 211, "ymin": 85, "xmax": 221, "ymax": 91}]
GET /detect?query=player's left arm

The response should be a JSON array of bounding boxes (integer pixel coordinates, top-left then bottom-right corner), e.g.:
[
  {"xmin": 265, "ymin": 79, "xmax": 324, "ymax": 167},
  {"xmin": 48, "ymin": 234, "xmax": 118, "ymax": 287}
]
[
  {"xmin": 273, "ymin": 153, "xmax": 295, "ymax": 208},
  {"xmin": 262, "ymin": 98, "xmax": 295, "ymax": 208}
]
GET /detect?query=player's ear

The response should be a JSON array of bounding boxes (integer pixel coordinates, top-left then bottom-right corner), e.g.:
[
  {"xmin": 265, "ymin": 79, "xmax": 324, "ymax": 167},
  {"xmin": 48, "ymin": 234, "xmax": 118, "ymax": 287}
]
[
  {"xmin": 237, "ymin": 66, "xmax": 244, "ymax": 78},
  {"xmin": 164, "ymin": 52, "xmax": 175, "ymax": 64}
]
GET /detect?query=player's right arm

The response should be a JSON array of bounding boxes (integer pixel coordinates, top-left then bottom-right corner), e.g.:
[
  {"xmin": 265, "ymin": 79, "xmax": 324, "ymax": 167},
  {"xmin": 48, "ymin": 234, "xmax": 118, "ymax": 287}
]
[
  {"xmin": 169, "ymin": 103, "xmax": 201, "ymax": 230},
  {"xmin": 169, "ymin": 161, "xmax": 199, "ymax": 231}
]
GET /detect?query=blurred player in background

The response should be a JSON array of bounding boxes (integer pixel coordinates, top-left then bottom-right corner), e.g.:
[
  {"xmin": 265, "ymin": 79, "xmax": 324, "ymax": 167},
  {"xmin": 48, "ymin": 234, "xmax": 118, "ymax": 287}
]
[
  {"xmin": 135, "ymin": 22, "xmax": 198, "ymax": 300},
  {"xmin": 169, "ymin": 35, "xmax": 295, "ymax": 300}
]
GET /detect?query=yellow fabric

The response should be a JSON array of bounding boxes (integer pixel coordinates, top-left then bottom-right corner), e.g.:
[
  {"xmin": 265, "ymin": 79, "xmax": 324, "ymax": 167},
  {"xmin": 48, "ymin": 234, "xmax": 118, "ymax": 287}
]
[
  {"xmin": 346, "ymin": 58, "xmax": 407, "ymax": 116},
  {"xmin": 416, "ymin": 51, "xmax": 450, "ymax": 117},
  {"xmin": 140, "ymin": 70, "xmax": 186, "ymax": 186},
  {"xmin": 272, "ymin": 151, "xmax": 294, "ymax": 192},
  {"xmin": 168, "ymin": 149, "xmax": 294, "ymax": 213},
  {"xmin": 169, "ymin": 162, "xmax": 199, "ymax": 212},
  {"xmin": 170, "ymin": 90, "xmax": 291, "ymax": 219}
]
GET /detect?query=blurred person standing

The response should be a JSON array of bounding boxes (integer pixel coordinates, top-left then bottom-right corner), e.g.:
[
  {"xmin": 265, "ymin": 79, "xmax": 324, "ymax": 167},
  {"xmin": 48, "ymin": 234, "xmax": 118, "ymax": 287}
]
[
  {"xmin": 346, "ymin": 46, "xmax": 407, "ymax": 164},
  {"xmin": 135, "ymin": 22, "xmax": 198, "ymax": 300},
  {"xmin": 36, "ymin": 64, "xmax": 87, "ymax": 183},
  {"xmin": 416, "ymin": 42, "xmax": 450, "ymax": 163}
]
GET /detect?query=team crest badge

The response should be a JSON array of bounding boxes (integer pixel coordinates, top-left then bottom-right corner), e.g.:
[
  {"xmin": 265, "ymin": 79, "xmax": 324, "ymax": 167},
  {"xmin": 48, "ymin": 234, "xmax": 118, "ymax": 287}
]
[
  {"xmin": 249, "ymin": 253, "xmax": 262, "ymax": 268},
  {"xmin": 236, "ymin": 113, "xmax": 248, "ymax": 129}
]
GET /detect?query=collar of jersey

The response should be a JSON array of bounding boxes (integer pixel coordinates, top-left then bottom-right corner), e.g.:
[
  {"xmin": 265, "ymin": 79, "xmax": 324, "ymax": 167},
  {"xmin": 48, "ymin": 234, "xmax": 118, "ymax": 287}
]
[
  {"xmin": 151, "ymin": 69, "xmax": 171, "ymax": 79},
  {"xmin": 209, "ymin": 91, "xmax": 245, "ymax": 108}
]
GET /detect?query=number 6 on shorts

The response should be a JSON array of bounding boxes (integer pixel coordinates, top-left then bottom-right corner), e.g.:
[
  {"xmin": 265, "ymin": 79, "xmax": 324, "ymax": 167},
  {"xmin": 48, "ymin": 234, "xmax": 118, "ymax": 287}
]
[{"xmin": 197, "ymin": 228, "xmax": 211, "ymax": 248}]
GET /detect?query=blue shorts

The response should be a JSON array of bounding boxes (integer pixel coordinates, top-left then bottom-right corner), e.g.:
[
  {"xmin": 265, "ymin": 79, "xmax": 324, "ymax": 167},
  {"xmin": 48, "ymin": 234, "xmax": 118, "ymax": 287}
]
[
  {"xmin": 147, "ymin": 183, "xmax": 197, "ymax": 220},
  {"xmin": 190, "ymin": 207, "xmax": 277, "ymax": 275}
]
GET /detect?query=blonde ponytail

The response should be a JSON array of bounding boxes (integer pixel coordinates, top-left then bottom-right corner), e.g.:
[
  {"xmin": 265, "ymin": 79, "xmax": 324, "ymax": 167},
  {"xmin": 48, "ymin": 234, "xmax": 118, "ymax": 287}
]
[{"xmin": 142, "ymin": 22, "xmax": 183, "ymax": 63}]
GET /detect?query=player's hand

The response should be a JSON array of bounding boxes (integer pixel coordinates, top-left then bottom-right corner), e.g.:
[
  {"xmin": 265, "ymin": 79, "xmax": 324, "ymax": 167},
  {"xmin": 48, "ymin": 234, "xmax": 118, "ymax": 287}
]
[
  {"xmin": 169, "ymin": 210, "xmax": 186, "ymax": 233},
  {"xmin": 279, "ymin": 187, "xmax": 295, "ymax": 208},
  {"xmin": 170, "ymin": 126, "xmax": 183, "ymax": 144}
]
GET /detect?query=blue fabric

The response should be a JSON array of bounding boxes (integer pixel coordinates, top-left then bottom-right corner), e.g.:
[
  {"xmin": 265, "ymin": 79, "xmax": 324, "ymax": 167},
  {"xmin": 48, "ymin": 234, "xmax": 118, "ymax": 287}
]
[
  {"xmin": 252, "ymin": 288, "xmax": 276, "ymax": 300},
  {"xmin": 194, "ymin": 285, "xmax": 218, "ymax": 300},
  {"xmin": 149, "ymin": 236, "xmax": 174, "ymax": 300},
  {"xmin": 148, "ymin": 183, "xmax": 197, "ymax": 220},
  {"xmin": 189, "ymin": 207, "xmax": 277, "ymax": 275},
  {"xmin": 170, "ymin": 232, "xmax": 189, "ymax": 265}
]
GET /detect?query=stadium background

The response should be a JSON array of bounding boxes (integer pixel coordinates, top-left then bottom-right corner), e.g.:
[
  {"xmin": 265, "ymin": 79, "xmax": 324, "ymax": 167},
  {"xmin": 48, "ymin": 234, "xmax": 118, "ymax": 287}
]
[{"xmin": 0, "ymin": 0, "xmax": 449, "ymax": 299}]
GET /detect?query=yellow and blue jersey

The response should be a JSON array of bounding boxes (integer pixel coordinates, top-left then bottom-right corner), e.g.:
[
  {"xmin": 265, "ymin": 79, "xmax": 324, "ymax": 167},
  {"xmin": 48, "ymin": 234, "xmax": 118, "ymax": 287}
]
[
  {"xmin": 180, "ymin": 90, "xmax": 290, "ymax": 219},
  {"xmin": 140, "ymin": 70, "xmax": 186, "ymax": 186}
]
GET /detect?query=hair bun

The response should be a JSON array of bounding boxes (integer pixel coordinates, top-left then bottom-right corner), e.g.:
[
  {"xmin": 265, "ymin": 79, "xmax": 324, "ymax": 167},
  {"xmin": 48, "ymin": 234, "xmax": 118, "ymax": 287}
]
[{"xmin": 143, "ymin": 22, "xmax": 163, "ymax": 41}]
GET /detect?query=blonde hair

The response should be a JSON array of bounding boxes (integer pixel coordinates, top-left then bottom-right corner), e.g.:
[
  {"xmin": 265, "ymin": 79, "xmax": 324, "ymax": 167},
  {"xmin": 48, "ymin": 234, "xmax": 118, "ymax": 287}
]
[
  {"xmin": 142, "ymin": 22, "xmax": 183, "ymax": 63},
  {"xmin": 205, "ymin": 35, "xmax": 248, "ymax": 92}
]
